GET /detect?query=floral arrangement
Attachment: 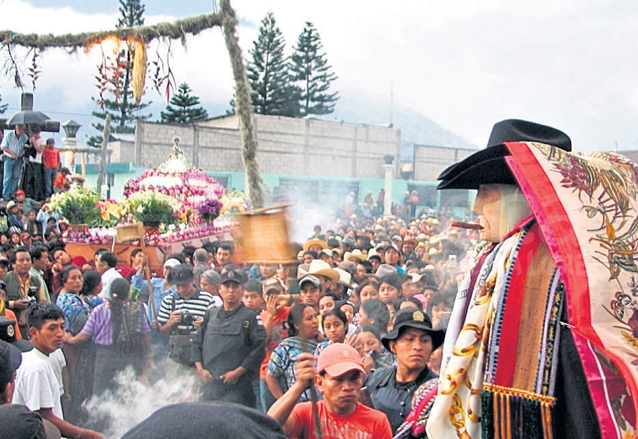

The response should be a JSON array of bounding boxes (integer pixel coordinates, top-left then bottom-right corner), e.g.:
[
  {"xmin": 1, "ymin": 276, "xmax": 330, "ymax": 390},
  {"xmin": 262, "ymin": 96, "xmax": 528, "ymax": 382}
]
[
  {"xmin": 197, "ymin": 198, "xmax": 223, "ymax": 223},
  {"xmin": 49, "ymin": 186, "xmax": 102, "ymax": 225},
  {"xmin": 121, "ymin": 191, "xmax": 181, "ymax": 228},
  {"xmin": 123, "ymin": 168, "xmax": 225, "ymax": 200},
  {"xmin": 221, "ymin": 190, "xmax": 250, "ymax": 215},
  {"xmin": 63, "ymin": 222, "xmax": 237, "ymax": 246},
  {"xmin": 97, "ymin": 200, "xmax": 124, "ymax": 227}
]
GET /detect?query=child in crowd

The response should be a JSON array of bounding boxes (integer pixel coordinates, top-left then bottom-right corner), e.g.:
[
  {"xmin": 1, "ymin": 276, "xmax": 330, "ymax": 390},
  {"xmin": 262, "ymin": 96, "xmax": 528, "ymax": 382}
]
[
  {"xmin": 337, "ymin": 300, "xmax": 358, "ymax": 335},
  {"xmin": 243, "ymin": 280, "xmax": 265, "ymax": 313},
  {"xmin": 258, "ymin": 278, "xmax": 290, "ymax": 412},
  {"xmin": 314, "ymin": 308, "xmax": 349, "ymax": 357},
  {"xmin": 398, "ymin": 296, "xmax": 424, "ymax": 311},
  {"xmin": 42, "ymin": 138, "xmax": 60, "ymax": 199},
  {"xmin": 54, "ymin": 167, "xmax": 71, "ymax": 193},
  {"xmin": 358, "ymin": 324, "xmax": 394, "ymax": 373}
]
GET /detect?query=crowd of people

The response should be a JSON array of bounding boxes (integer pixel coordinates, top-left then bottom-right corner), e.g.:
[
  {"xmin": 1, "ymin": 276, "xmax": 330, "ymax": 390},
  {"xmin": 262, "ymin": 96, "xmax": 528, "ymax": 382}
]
[
  {"xmin": 0, "ymin": 194, "xmax": 474, "ymax": 438},
  {"xmin": 3, "ymin": 118, "xmax": 614, "ymax": 439},
  {"xmin": 0, "ymin": 123, "xmax": 74, "ymax": 203}
]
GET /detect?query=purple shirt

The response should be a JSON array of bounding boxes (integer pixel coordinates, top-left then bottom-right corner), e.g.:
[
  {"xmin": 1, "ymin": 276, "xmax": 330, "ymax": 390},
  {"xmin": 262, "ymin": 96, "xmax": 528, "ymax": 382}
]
[{"xmin": 81, "ymin": 302, "xmax": 150, "ymax": 345}]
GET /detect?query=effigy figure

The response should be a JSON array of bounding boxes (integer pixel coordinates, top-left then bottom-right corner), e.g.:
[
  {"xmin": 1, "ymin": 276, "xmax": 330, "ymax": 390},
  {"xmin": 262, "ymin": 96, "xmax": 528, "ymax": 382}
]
[{"xmin": 398, "ymin": 119, "xmax": 638, "ymax": 439}]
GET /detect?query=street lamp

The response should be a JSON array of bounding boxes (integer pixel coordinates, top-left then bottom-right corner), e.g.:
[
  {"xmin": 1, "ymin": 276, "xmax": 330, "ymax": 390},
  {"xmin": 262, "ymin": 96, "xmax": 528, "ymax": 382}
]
[{"xmin": 62, "ymin": 119, "xmax": 81, "ymax": 138}]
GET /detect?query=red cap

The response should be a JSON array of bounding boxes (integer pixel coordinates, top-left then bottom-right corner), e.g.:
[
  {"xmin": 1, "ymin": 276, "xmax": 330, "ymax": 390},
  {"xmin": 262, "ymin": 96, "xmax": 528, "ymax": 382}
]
[
  {"xmin": 14, "ymin": 190, "xmax": 24, "ymax": 196},
  {"xmin": 317, "ymin": 343, "xmax": 366, "ymax": 377}
]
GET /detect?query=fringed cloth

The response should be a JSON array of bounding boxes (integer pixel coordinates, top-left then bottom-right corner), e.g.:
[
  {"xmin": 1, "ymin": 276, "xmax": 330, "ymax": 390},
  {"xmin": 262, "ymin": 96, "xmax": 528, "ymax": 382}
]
[
  {"xmin": 426, "ymin": 143, "xmax": 638, "ymax": 439},
  {"xmin": 423, "ymin": 219, "xmax": 564, "ymax": 439}
]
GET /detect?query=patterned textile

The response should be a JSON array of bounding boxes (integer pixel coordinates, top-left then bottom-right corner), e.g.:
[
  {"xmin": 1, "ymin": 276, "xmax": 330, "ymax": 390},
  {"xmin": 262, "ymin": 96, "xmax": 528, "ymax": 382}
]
[
  {"xmin": 57, "ymin": 292, "xmax": 92, "ymax": 333},
  {"xmin": 427, "ymin": 142, "xmax": 638, "ymax": 439},
  {"xmin": 81, "ymin": 301, "xmax": 150, "ymax": 346},
  {"xmin": 371, "ymin": 347, "xmax": 395, "ymax": 370},
  {"xmin": 394, "ymin": 378, "xmax": 439, "ymax": 439},
  {"xmin": 505, "ymin": 142, "xmax": 638, "ymax": 438},
  {"xmin": 267, "ymin": 336, "xmax": 317, "ymax": 402},
  {"xmin": 427, "ymin": 220, "xmax": 564, "ymax": 438}
]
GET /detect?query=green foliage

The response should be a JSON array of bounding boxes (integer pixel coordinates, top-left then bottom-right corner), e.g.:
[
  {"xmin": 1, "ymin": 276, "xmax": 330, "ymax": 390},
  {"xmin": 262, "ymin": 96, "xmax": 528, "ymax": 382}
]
[
  {"xmin": 88, "ymin": 0, "xmax": 151, "ymax": 147},
  {"xmin": 290, "ymin": 22, "xmax": 339, "ymax": 116},
  {"xmin": 160, "ymin": 82, "xmax": 208, "ymax": 123},
  {"xmin": 246, "ymin": 13, "xmax": 299, "ymax": 117},
  {"xmin": 122, "ymin": 191, "xmax": 180, "ymax": 227},
  {"xmin": 118, "ymin": 0, "xmax": 145, "ymax": 28},
  {"xmin": 0, "ymin": 91, "xmax": 7, "ymax": 115},
  {"xmin": 49, "ymin": 186, "xmax": 102, "ymax": 225}
]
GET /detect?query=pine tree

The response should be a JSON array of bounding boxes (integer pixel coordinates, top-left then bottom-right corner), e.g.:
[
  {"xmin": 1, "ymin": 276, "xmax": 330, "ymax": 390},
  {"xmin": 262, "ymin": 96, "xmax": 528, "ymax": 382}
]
[
  {"xmin": 289, "ymin": 22, "xmax": 339, "ymax": 116},
  {"xmin": 160, "ymin": 83, "xmax": 208, "ymax": 123},
  {"xmin": 88, "ymin": 0, "xmax": 151, "ymax": 147},
  {"xmin": 0, "ymin": 91, "xmax": 7, "ymax": 115},
  {"xmin": 246, "ymin": 12, "xmax": 299, "ymax": 117}
]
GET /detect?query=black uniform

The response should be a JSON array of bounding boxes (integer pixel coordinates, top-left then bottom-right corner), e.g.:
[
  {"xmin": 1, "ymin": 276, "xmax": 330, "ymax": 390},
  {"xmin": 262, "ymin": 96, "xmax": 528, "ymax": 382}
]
[
  {"xmin": 191, "ymin": 303, "xmax": 266, "ymax": 407},
  {"xmin": 366, "ymin": 366, "xmax": 438, "ymax": 433}
]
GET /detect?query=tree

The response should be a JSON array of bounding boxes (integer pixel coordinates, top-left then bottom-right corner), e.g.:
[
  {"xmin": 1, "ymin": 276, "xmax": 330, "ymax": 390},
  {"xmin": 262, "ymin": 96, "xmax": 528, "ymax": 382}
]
[
  {"xmin": 246, "ymin": 12, "xmax": 299, "ymax": 117},
  {"xmin": 289, "ymin": 22, "xmax": 339, "ymax": 116},
  {"xmin": 88, "ymin": 0, "xmax": 152, "ymax": 147},
  {"xmin": 160, "ymin": 82, "xmax": 208, "ymax": 123},
  {"xmin": 0, "ymin": 0, "xmax": 264, "ymax": 208},
  {"xmin": 0, "ymin": 91, "xmax": 7, "ymax": 115}
]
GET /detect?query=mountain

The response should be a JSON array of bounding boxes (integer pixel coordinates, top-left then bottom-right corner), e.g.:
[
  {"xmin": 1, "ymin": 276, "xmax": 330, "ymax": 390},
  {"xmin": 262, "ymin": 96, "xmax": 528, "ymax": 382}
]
[
  {"xmin": 15, "ymin": 88, "xmax": 476, "ymax": 151},
  {"xmin": 330, "ymin": 96, "xmax": 478, "ymax": 149}
]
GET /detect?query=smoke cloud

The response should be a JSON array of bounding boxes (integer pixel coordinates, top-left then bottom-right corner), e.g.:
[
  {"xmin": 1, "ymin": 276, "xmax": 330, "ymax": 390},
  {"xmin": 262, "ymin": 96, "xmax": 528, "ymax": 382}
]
[{"xmin": 82, "ymin": 368, "xmax": 200, "ymax": 439}]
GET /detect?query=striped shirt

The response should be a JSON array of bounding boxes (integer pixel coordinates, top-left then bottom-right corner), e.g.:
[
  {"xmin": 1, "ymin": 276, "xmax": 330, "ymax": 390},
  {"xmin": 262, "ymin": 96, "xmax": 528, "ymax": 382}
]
[{"xmin": 157, "ymin": 290, "xmax": 216, "ymax": 334}]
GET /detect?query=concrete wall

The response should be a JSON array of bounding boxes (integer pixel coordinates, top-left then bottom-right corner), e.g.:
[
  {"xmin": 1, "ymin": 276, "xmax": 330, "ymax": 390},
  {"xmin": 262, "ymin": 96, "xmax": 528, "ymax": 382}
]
[
  {"xmin": 101, "ymin": 114, "xmax": 484, "ymax": 210},
  {"xmin": 134, "ymin": 114, "xmax": 402, "ymax": 180},
  {"xmin": 413, "ymin": 144, "xmax": 477, "ymax": 181},
  {"xmin": 108, "ymin": 140, "xmax": 135, "ymax": 163}
]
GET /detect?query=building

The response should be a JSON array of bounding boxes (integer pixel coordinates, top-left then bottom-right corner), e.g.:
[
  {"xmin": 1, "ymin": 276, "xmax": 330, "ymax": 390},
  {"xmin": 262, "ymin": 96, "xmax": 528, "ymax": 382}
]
[{"xmin": 92, "ymin": 114, "xmax": 477, "ymax": 215}]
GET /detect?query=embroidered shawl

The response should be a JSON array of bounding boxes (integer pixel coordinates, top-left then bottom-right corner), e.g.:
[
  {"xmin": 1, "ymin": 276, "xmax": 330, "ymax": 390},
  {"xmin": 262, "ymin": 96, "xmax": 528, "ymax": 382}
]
[{"xmin": 426, "ymin": 142, "xmax": 638, "ymax": 439}]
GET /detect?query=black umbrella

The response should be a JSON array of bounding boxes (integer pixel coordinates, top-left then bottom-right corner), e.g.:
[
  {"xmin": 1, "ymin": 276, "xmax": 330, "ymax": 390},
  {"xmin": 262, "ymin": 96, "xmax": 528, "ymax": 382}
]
[{"xmin": 7, "ymin": 110, "xmax": 50, "ymax": 127}]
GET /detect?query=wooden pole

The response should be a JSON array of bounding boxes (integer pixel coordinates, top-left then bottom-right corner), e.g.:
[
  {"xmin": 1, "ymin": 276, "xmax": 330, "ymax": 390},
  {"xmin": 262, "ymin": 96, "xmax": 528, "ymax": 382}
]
[
  {"xmin": 304, "ymin": 341, "xmax": 323, "ymax": 439},
  {"xmin": 96, "ymin": 114, "xmax": 111, "ymax": 192},
  {"xmin": 219, "ymin": 0, "xmax": 264, "ymax": 209}
]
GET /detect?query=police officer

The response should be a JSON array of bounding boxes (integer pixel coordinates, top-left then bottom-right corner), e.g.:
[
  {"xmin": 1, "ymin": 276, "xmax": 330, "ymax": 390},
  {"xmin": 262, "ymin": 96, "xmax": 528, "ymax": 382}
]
[{"xmin": 192, "ymin": 268, "xmax": 266, "ymax": 408}]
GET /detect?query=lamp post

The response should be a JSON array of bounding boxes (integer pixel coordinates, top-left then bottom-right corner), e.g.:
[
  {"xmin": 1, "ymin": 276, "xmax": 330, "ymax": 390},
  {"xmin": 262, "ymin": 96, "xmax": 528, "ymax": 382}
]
[
  {"xmin": 383, "ymin": 155, "xmax": 394, "ymax": 216},
  {"xmin": 62, "ymin": 119, "xmax": 81, "ymax": 172}
]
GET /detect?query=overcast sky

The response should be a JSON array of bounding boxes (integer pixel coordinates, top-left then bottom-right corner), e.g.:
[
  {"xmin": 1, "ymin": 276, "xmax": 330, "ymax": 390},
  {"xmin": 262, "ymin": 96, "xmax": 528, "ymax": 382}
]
[{"xmin": 0, "ymin": 0, "xmax": 636, "ymax": 151}]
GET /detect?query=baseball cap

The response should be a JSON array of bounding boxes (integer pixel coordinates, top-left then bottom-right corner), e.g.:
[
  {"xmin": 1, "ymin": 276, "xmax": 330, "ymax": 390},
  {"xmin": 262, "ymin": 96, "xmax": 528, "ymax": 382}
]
[
  {"xmin": 317, "ymin": 343, "xmax": 366, "ymax": 377},
  {"xmin": 14, "ymin": 190, "xmax": 25, "ymax": 197},
  {"xmin": 220, "ymin": 268, "xmax": 245, "ymax": 284},
  {"xmin": 163, "ymin": 258, "xmax": 181, "ymax": 269},
  {"xmin": 299, "ymin": 275, "xmax": 321, "ymax": 290},
  {"xmin": 263, "ymin": 278, "xmax": 284, "ymax": 293},
  {"xmin": 167, "ymin": 264, "xmax": 194, "ymax": 286}
]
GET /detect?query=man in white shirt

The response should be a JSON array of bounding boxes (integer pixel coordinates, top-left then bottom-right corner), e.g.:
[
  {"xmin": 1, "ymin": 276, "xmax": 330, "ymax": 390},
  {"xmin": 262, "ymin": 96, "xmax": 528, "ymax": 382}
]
[
  {"xmin": 96, "ymin": 251, "xmax": 123, "ymax": 300},
  {"xmin": 12, "ymin": 302, "xmax": 104, "ymax": 439}
]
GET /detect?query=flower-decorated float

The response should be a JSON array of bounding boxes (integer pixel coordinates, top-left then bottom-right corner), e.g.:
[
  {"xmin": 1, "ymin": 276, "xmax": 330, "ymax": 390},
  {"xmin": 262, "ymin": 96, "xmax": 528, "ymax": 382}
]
[{"xmin": 56, "ymin": 139, "xmax": 244, "ymax": 272}]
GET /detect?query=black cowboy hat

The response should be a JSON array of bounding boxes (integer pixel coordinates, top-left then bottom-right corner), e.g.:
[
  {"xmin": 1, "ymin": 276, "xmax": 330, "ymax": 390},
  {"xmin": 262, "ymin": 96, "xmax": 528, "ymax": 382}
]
[
  {"xmin": 382, "ymin": 308, "xmax": 445, "ymax": 351},
  {"xmin": 437, "ymin": 119, "xmax": 571, "ymax": 190}
]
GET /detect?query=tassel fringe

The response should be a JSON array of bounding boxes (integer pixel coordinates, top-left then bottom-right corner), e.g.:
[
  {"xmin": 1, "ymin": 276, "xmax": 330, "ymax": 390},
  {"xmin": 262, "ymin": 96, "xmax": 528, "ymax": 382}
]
[{"xmin": 482, "ymin": 383, "xmax": 555, "ymax": 439}]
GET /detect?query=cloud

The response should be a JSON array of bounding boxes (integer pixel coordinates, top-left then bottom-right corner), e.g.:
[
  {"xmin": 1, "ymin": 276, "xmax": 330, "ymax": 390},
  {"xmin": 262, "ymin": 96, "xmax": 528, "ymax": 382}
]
[{"xmin": 0, "ymin": 0, "xmax": 637, "ymax": 151}]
